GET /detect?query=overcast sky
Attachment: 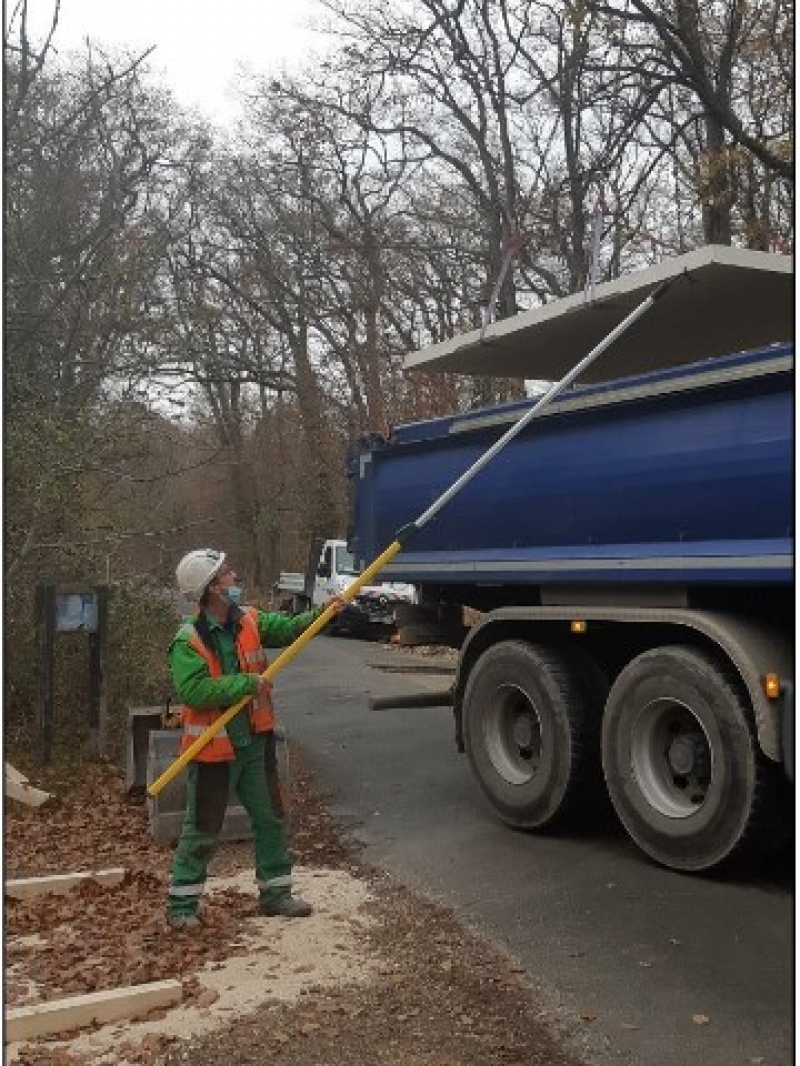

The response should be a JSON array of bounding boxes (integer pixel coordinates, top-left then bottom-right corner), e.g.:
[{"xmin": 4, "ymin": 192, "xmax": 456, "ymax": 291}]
[{"xmin": 22, "ymin": 0, "xmax": 328, "ymax": 123}]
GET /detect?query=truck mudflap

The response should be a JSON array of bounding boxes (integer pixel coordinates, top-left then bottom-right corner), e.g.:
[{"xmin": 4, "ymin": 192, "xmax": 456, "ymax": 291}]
[
  {"xmin": 453, "ymin": 606, "xmax": 793, "ymax": 765},
  {"xmin": 780, "ymin": 681, "xmax": 793, "ymax": 781}
]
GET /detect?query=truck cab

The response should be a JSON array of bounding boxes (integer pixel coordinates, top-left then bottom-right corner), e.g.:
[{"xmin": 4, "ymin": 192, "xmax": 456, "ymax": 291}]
[{"xmin": 313, "ymin": 539, "xmax": 359, "ymax": 599}]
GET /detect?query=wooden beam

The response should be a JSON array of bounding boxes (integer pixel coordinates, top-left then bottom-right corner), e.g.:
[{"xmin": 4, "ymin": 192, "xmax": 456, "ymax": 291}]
[
  {"xmin": 6, "ymin": 868, "xmax": 126, "ymax": 900},
  {"xmin": 6, "ymin": 979, "xmax": 183, "ymax": 1042}
]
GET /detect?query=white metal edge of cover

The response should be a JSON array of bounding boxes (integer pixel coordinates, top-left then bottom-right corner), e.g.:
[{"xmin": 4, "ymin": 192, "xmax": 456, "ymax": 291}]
[
  {"xmin": 445, "ymin": 352, "xmax": 793, "ymax": 436},
  {"xmin": 403, "ymin": 245, "xmax": 793, "ymax": 370}
]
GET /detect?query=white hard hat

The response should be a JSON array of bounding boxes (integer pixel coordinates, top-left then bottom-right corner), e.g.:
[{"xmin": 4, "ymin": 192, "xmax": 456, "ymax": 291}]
[{"xmin": 175, "ymin": 549, "xmax": 226, "ymax": 599}]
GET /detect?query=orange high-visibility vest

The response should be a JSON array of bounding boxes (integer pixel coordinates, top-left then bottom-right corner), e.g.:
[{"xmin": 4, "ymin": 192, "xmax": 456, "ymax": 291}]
[{"xmin": 178, "ymin": 607, "xmax": 273, "ymax": 762}]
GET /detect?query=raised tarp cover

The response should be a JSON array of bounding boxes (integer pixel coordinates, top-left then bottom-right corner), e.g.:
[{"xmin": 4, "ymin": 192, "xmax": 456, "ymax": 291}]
[{"xmin": 403, "ymin": 245, "xmax": 793, "ymax": 384}]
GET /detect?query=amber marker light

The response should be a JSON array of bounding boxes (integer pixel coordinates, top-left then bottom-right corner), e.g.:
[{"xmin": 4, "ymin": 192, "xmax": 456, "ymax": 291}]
[
  {"xmin": 571, "ymin": 619, "xmax": 587, "ymax": 634},
  {"xmin": 764, "ymin": 673, "xmax": 782, "ymax": 699}
]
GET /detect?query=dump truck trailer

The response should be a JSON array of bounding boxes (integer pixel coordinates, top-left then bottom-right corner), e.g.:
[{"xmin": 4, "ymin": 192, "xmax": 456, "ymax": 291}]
[{"xmin": 347, "ymin": 246, "xmax": 793, "ymax": 872}]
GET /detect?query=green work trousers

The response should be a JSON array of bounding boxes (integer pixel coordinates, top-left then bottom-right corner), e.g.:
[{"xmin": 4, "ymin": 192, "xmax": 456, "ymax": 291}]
[{"xmin": 167, "ymin": 731, "xmax": 292, "ymax": 918}]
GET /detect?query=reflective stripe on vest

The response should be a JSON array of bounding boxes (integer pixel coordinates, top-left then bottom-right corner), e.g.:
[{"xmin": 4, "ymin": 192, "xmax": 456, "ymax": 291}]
[
  {"xmin": 184, "ymin": 723, "xmax": 230, "ymax": 740},
  {"xmin": 179, "ymin": 606, "xmax": 274, "ymax": 763}
]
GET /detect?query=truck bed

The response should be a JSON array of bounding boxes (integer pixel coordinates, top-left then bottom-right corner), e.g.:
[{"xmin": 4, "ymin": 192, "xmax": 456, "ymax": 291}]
[{"xmin": 349, "ymin": 343, "xmax": 793, "ymax": 588}]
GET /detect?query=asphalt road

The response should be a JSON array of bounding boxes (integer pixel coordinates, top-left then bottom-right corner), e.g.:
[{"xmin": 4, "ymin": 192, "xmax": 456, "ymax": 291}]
[{"xmin": 275, "ymin": 634, "xmax": 794, "ymax": 1066}]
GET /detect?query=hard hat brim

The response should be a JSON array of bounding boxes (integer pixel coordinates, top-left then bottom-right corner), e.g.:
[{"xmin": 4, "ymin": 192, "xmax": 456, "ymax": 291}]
[
  {"xmin": 176, "ymin": 549, "xmax": 227, "ymax": 599},
  {"xmin": 203, "ymin": 551, "xmax": 226, "ymax": 591}
]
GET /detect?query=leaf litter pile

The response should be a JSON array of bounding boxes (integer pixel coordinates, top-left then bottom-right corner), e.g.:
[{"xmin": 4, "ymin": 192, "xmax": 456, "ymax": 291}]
[{"xmin": 5, "ymin": 757, "xmax": 590, "ymax": 1066}]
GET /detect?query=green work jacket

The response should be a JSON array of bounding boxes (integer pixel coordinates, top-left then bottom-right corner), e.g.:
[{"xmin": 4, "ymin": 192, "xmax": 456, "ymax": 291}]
[{"xmin": 168, "ymin": 604, "xmax": 323, "ymax": 747}]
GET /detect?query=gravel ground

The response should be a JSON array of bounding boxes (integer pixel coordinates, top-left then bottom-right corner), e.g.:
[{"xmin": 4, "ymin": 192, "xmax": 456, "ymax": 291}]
[
  {"xmin": 164, "ymin": 878, "xmax": 590, "ymax": 1066},
  {"xmin": 5, "ymin": 744, "xmax": 592, "ymax": 1066}
]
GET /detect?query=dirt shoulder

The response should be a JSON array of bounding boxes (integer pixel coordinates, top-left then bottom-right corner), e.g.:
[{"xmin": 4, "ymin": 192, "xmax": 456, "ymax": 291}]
[{"xmin": 5, "ymin": 748, "xmax": 591, "ymax": 1066}]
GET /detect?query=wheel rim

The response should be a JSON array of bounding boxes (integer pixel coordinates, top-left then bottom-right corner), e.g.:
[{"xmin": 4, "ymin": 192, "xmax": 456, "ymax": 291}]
[
  {"xmin": 630, "ymin": 697, "xmax": 713, "ymax": 818},
  {"xmin": 482, "ymin": 684, "xmax": 542, "ymax": 786}
]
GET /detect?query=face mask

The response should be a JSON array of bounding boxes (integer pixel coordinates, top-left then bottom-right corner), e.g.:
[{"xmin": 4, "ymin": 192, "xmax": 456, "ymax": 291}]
[{"xmin": 223, "ymin": 585, "xmax": 243, "ymax": 607}]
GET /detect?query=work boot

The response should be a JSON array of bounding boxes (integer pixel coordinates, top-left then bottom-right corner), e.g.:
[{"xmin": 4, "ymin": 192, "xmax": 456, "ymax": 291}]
[
  {"xmin": 168, "ymin": 913, "xmax": 202, "ymax": 930},
  {"xmin": 259, "ymin": 895, "xmax": 313, "ymax": 918}
]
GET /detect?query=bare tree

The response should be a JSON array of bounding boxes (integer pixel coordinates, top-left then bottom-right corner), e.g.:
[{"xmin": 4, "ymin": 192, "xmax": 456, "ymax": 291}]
[
  {"xmin": 587, "ymin": 0, "xmax": 793, "ymax": 204},
  {"xmin": 4, "ymin": 14, "xmax": 204, "ymax": 582}
]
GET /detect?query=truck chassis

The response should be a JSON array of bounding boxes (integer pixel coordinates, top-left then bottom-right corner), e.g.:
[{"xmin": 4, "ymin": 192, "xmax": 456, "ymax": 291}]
[{"xmin": 427, "ymin": 596, "xmax": 791, "ymax": 872}]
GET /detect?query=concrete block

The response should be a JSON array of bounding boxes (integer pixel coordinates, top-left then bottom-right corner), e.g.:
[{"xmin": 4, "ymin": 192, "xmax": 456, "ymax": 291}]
[
  {"xmin": 143, "ymin": 725, "xmax": 290, "ymax": 845},
  {"xmin": 146, "ymin": 730, "xmax": 256, "ymax": 845},
  {"xmin": 125, "ymin": 707, "xmax": 166, "ymax": 791}
]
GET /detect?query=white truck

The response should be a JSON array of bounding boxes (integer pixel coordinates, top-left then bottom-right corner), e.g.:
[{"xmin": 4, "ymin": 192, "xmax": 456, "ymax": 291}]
[{"xmin": 276, "ymin": 537, "xmax": 415, "ymax": 637}]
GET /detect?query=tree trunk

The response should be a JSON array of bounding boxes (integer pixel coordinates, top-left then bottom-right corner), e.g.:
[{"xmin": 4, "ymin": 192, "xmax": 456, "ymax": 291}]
[{"xmin": 700, "ymin": 115, "xmax": 732, "ymax": 245}]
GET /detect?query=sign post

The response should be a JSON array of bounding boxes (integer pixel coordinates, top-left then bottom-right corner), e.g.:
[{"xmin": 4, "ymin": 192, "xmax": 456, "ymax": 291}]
[
  {"xmin": 35, "ymin": 585, "xmax": 56, "ymax": 765},
  {"xmin": 35, "ymin": 585, "xmax": 109, "ymax": 762},
  {"xmin": 87, "ymin": 587, "xmax": 109, "ymax": 756}
]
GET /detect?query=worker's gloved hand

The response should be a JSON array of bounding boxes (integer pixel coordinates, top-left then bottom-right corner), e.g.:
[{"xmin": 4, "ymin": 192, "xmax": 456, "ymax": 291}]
[
  {"xmin": 256, "ymin": 676, "xmax": 274, "ymax": 698},
  {"xmin": 162, "ymin": 700, "xmax": 182, "ymax": 730},
  {"xmin": 325, "ymin": 595, "xmax": 346, "ymax": 615}
]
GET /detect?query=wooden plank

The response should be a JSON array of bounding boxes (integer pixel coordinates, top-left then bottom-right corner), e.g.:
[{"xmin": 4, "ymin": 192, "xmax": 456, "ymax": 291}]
[
  {"xmin": 6, "ymin": 979, "xmax": 183, "ymax": 1042},
  {"xmin": 5, "ymin": 764, "xmax": 29, "ymax": 787},
  {"xmin": 5, "ymin": 868, "xmax": 126, "ymax": 900},
  {"xmin": 5, "ymin": 769, "xmax": 52, "ymax": 809}
]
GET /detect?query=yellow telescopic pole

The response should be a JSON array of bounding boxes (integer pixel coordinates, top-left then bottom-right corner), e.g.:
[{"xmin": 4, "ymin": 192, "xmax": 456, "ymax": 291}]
[
  {"xmin": 147, "ymin": 538, "xmax": 404, "ymax": 797},
  {"xmin": 148, "ymin": 272, "xmax": 681, "ymax": 799}
]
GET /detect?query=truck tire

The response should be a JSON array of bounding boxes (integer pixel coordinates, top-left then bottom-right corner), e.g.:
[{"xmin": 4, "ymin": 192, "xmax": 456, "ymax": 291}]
[
  {"xmin": 462, "ymin": 641, "xmax": 603, "ymax": 830},
  {"xmin": 322, "ymin": 615, "xmax": 343, "ymax": 637},
  {"xmin": 601, "ymin": 646, "xmax": 787, "ymax": 872}
]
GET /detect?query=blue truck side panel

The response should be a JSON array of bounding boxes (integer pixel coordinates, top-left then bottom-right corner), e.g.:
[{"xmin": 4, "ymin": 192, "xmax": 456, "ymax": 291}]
[{"xmin": 349, "ymin": 344, "xmax": 793, "ymax": 586}]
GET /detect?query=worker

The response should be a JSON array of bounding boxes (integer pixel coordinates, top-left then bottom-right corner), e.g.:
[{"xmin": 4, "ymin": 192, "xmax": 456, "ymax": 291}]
[{"xmin": 166, "ymin": 548, "xmax": 344, "ymax": 930}]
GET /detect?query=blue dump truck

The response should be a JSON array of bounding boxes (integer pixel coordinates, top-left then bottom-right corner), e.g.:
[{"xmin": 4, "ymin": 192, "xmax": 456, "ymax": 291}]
[{"xmin": 348, "ymin": 246, "xmax": 793, "ymax": 873}]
